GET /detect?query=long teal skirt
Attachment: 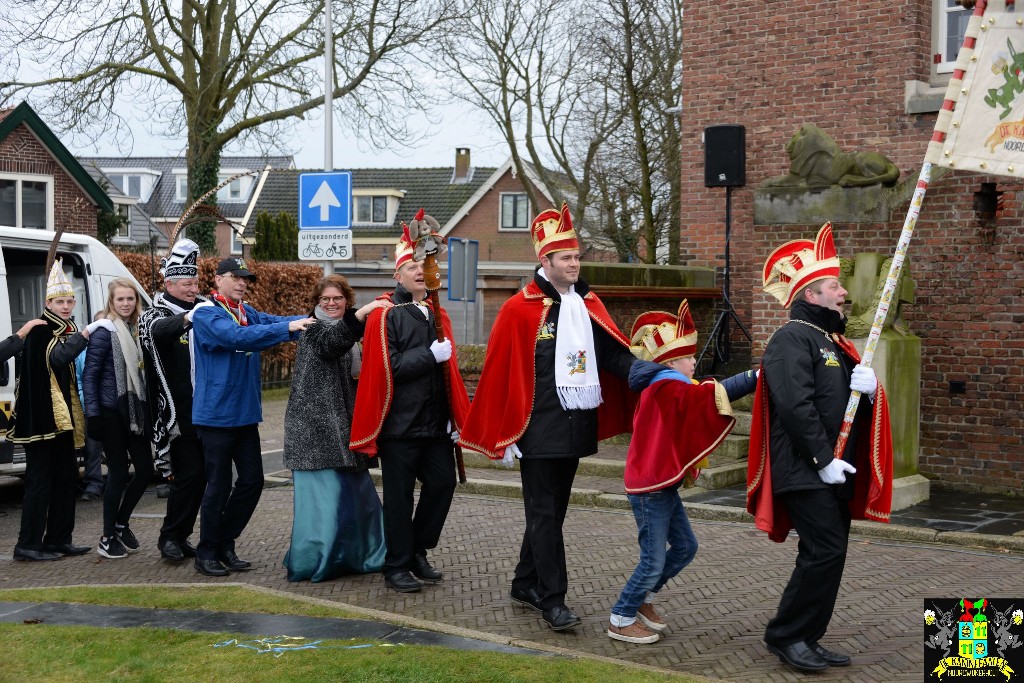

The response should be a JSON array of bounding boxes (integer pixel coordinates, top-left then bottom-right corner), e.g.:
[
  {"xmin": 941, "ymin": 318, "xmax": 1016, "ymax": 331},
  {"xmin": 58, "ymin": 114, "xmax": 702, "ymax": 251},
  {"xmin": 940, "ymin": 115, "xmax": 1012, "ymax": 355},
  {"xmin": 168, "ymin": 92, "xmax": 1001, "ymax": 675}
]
[{"xmin": 284, "ymin": 469, "xmax": 386, "ymax": 582}]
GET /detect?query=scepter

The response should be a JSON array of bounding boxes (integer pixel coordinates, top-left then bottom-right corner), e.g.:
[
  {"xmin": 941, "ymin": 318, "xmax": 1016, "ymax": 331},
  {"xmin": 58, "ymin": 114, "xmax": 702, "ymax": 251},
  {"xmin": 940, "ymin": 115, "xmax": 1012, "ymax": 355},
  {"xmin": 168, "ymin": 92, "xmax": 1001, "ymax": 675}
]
[{"xmin": 411, "ymin": 209, "xmax": 468, "ymax": 484}]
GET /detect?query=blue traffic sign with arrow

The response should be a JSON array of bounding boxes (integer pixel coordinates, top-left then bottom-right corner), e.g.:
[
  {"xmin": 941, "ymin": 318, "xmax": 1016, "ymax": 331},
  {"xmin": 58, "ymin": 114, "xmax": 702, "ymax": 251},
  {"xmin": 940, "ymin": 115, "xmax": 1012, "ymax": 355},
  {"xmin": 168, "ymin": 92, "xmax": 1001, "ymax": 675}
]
[{"xmin": 298, "ymin": 172, "xmax": 352, "ymax": 229}]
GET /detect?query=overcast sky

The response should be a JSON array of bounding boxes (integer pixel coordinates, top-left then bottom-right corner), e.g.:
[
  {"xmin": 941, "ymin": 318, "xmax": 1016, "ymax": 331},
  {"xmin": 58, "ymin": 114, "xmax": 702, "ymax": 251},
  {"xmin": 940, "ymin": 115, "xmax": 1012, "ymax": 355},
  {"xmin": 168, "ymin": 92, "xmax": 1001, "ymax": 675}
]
[{"xmin": 63, "ymin": 98, "xmax": 511, "ymax": 171}]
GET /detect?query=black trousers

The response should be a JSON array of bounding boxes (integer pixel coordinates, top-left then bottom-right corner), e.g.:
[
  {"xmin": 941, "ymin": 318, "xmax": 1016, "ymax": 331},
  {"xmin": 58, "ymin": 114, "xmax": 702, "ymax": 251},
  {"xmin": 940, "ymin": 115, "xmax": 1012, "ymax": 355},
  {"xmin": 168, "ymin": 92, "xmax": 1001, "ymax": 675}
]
[
  {"xmin": 18, "ymin": 432, "xmax": 78, "ymax": 550},
  {"xmin": 195, "ymin": 425, "xmax": 264, "ymax": 561},
  {"xmin": 159, "ymin": 435, "xmax": 205, "ymax": 545},
  {"xmin": 512, "ymin": 457, "xmax": 579, "ymax": 610},
  {"xmin": 765, "ymin": 487, "xmax": 852, "ymax": 648},
  {"xmin": 378, "ymin": 437, "xmax": 456, "ymax": 577},
  {"xmin": 99, "ymin": 415, "xmax": 154, "ymax": 537}
]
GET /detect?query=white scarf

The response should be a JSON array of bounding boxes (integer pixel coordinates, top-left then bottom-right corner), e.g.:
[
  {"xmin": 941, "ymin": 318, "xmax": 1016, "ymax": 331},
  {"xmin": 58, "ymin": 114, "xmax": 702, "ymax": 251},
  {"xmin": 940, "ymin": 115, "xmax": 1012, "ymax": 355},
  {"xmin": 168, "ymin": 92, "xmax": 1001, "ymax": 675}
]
[
  {"xmin": 539, "ymin": 268, "xmax": 602, "ymax": 410},
  {"xmin": 111, "ymin": 317, "xmax": 146, "ymax": 435}
]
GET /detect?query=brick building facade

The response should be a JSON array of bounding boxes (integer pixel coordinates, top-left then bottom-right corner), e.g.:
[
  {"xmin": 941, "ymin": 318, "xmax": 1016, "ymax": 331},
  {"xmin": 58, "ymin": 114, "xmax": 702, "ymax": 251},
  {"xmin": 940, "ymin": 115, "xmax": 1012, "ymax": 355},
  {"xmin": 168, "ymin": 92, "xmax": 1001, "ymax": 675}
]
[
  {"xmin": 680, "ymin": 1, "xmax": 1024, "ymax": 492},
  {"xmin": 0, "ymin": 103, "xmax": 109, "ymax": 236}
]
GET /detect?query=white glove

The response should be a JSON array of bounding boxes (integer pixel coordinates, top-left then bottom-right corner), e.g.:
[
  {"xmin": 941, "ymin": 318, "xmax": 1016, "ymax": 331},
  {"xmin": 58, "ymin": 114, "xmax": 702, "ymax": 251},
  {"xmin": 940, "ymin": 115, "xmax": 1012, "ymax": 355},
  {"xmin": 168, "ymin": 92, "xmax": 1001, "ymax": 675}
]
[
  {"xmin": 85, "ymin": 318, "xmax": 115, "ymax": 335},
  {"xmin": 185, "ymin": 300, "xmax": 215, "ymax": 323},
  {"xmin": 430, "ymin": 338, "xmax": 452, "ymax": 363},
  {"xmin": 500, "ymin": 442, "xmax": 523, "ymax": 469},
  {"xmin": 446, "ymin": 420, "xmax": 459, "ymax": 444},
  {"xmin": 818, "ymin": 458, "xmax": 857, "ymax": 485},
  {"xmin": 850, "ymin": 365, "xmax": 877, "ymax": 398},
  {"xmin": 756, "ymin": 368, "xmax": 760, "ymax": 379}
]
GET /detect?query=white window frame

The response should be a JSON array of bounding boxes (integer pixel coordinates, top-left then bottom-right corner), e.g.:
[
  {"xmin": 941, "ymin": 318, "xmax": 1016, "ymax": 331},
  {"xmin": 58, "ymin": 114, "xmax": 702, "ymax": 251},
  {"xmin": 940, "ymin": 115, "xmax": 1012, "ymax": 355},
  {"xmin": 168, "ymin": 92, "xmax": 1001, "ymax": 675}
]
[
  {"xmin": 0, "ymin": 172, "xmax": 54, "ymax": 230},
  {"xmin": 933, "ymin": 0, "xmax": 972, "ymax": 76},
  {"xmin": 355, "ymin": 195, "xmax": 389, "ymax": 224},
  {"xmin": 175, "ymin": 175, "xmax": 188, "ymax": 201},
  {"xmin": 113, "ymin": 204, "xmax": 132, "ymax": 240},
  {"xmin": 498, "ymin": 192, "xmax": 530, "ymax": 232},
  {"xmin": 230, "ymin": 225, "xmax": 245, "ymax": 255}
]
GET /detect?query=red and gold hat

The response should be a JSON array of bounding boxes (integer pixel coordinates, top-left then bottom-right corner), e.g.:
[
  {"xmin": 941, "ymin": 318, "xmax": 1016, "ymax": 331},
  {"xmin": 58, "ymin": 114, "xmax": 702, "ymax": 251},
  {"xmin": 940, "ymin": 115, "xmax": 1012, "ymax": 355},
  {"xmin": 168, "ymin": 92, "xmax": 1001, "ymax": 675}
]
[
  {"xmin": 531, "ymin": 201, "xmax": 578, "ymax": 260},
  {"xmin": 629, "ymin": 299, "xmax": 699, "ymax": 364},
  {"xmin": 762, "ymin": 222, "xmax": 840, "ymax": 308},
  {"xmin": 394, "ymin": 222, "xmax": 416, "ymax": 272}
]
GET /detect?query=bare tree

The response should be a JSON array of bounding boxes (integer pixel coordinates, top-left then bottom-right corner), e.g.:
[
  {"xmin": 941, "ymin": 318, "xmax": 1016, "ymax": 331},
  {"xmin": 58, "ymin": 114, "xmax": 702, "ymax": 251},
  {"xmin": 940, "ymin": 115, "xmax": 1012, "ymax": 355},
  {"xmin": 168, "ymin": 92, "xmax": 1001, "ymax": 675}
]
[
  {"xmin": 0, "ymin": 0, "xmax": 457, "ymax": 252},
  {"xmin": 439, "ymin": 0, "xmax": 682, "ymax": 264}
]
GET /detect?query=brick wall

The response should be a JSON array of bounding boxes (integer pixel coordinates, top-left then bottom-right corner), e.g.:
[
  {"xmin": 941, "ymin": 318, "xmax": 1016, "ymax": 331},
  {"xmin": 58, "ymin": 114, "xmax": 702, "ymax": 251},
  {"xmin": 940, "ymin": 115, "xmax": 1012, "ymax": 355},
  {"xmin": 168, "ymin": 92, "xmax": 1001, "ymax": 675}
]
[
  {"xmin": 0, "ymin": 123, "xmax": 98, "ymax": 235},
  {"xmin": 682, "ymin": 1, "xmax": 1024, "ymax": 493}
]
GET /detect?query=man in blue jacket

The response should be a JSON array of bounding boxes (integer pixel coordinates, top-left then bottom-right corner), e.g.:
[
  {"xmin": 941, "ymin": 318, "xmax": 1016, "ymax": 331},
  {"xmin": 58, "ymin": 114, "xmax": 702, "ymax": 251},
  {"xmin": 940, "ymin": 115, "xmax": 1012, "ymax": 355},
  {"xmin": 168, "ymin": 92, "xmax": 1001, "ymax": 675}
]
[{"xmin": 190, "ymin": 258, "xmax": 314, "ymax": 577}]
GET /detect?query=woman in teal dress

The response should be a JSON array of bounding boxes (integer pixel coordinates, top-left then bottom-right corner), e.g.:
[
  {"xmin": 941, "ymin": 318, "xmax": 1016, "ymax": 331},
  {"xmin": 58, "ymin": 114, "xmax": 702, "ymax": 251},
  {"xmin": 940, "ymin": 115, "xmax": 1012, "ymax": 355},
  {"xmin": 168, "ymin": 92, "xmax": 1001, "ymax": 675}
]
[{"xmin": 283, "ymin": 275, "xmax": 391, "ymax": 582}]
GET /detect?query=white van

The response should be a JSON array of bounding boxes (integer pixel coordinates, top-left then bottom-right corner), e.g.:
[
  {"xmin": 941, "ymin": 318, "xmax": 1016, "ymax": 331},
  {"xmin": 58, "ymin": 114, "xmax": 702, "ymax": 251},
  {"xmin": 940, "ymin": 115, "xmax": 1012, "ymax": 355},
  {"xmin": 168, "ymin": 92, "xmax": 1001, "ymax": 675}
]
[{"xmin": 0, "ymin": 226, "xmax": 151, "ymax": 476}]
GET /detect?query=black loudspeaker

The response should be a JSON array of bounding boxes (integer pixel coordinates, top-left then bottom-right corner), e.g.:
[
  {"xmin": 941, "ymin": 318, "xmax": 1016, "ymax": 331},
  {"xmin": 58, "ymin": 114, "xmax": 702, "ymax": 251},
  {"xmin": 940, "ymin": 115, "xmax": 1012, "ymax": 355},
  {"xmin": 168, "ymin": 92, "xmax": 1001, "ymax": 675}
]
[{"xmin": 704, "ymin": 125, "xmax": 746, "ymax": 187}]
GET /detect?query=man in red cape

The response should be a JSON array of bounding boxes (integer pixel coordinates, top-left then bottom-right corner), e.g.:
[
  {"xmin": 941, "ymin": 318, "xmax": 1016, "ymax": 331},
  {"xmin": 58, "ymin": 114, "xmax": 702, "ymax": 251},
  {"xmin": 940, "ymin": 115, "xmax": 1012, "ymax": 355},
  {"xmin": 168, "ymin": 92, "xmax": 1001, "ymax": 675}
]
[
  {"xmin": 747, "ymin": 223, "xmax": 893, "ymax": 673},
  {"xmin": 350, "ymin": 219, "xmax": 469, "ymax": 594},
  {"xmin": 459, "ymin": 202, "xmax": 638, "ymax": 632}
]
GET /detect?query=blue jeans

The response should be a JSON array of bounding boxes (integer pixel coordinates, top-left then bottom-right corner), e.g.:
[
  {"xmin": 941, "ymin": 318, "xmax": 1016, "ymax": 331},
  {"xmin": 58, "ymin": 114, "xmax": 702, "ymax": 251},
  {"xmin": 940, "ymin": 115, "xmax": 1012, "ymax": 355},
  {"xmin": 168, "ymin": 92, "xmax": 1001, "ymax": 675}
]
[
  {"xmin": 195, "ymin": 424, "xmax": 264, "ymax": 561},
  {"xmin": 611, "ymin": 485, "xmax": 698, "ymax": 619}
]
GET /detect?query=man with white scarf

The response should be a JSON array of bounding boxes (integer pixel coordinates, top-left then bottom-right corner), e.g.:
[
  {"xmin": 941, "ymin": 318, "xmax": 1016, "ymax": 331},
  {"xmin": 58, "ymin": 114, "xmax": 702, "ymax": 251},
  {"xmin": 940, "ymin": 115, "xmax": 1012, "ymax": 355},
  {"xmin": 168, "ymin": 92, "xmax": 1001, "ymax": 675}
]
[
  {"xmin": 139, "ymin": 238, "xmax": 210, "ymax": 562},
  {"xmin": 460, "ymin": 203, "xmax": 646, "ymax": 631}
]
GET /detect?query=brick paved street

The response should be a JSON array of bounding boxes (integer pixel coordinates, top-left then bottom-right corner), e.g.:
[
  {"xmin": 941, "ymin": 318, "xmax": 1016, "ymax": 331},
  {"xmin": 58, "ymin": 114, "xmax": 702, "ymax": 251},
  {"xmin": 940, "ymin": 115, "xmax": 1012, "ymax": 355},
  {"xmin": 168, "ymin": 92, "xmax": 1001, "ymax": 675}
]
[{"xmin": 2, "ymin": 481, "xmax": 1021, "ymax": 683}]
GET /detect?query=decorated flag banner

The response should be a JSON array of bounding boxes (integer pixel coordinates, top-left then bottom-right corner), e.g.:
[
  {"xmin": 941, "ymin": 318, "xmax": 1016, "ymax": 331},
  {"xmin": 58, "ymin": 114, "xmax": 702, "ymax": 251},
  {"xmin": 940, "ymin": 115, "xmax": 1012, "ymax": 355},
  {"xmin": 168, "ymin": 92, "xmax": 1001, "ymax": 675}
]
[{"xmin": 927, "ymin": 0, "xmax": 1024, "ymax": 180}]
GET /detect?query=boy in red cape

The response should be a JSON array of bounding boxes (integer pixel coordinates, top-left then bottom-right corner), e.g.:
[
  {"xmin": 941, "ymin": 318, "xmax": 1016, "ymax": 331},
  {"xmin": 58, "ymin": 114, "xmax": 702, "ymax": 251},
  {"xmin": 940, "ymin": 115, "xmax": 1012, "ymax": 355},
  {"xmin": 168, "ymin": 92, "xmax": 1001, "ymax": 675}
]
[
  {"xmin": 350, "ymin": 216, "xmax": 469, "ymax": 594},
  {"xmin": 458, "ymin": 202, "xmax": 639, "ymax": 632},
  {"xmin": 607, "ymin": 300, "xmax": 756, "ymax": 644},
  {"xmin": 746, "ymin": 222, "xmax": 893, "ymax": 673}
]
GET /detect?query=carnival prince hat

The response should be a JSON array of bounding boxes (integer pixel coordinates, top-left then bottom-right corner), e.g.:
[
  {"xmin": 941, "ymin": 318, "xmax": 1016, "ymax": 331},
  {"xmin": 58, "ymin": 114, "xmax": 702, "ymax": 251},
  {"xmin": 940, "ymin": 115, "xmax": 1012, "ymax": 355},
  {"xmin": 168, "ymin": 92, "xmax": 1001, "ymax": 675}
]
[
  {"xmin": 46, "ymin": 258, "xmax": 75, "ymax": 300},
  {"xmin": 630, "ymin": 299, "xmax": 699, "ymax": 364},
  {"xmin": 762, "ymin": 222, "xmax": 840, "ymax": 308},
  {"xmin": 530, "ymin": 201, "xmax": 579, "ymax": 260}
]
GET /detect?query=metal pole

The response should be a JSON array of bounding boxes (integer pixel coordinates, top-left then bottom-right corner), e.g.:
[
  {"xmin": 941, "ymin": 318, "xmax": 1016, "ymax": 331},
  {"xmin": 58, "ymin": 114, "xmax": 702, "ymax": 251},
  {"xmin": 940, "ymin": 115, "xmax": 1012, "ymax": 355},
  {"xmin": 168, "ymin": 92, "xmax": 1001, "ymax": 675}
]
[
  {"xmin": 323, "ymin": 0, "xmax": 333, "ymax": 276},
  {"xmin": 462, "ymin": 239, "xmax": 470, "ymax": 343}
]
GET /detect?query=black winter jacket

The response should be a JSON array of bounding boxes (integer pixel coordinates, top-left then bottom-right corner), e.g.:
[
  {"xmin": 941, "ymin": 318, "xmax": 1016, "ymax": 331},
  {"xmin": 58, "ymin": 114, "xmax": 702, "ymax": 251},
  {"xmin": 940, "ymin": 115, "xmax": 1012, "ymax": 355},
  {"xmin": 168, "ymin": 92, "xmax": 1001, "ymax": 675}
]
[
  {"xmin": 82, "ymin": 326, "xmax": 120, "ymax": 417},
  {"xmin": 378, "ymin": 285, "xmax": 451, "ymax": 441},
  {"xmin": 761, "ymin": 299, "xmax": 869, "ymax": 496},
  {"xmin": 517, "ymin": 273, "xmax": 636, "ymax": 459}
]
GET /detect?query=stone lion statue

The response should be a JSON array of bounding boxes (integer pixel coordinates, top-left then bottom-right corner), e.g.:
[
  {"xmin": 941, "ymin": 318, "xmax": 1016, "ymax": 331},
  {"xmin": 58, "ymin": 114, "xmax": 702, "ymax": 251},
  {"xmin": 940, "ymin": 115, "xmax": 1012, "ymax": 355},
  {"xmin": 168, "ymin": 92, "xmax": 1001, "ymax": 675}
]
[
  {"xmin": 762, "ymin": 124, "xmax": 901, "ymax": 191},
  {"xmin": 840, "ymin": 253, "xmax": 914, "ymax": 339}
]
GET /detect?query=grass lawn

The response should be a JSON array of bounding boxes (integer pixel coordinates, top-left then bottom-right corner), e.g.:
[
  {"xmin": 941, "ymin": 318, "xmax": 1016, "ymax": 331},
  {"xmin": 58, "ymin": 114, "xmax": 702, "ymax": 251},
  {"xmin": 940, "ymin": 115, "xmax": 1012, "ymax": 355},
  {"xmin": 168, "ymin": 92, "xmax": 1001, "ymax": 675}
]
[{"xmin": 0, "ymin": 585, "xmax": 699, "ymax": 682}]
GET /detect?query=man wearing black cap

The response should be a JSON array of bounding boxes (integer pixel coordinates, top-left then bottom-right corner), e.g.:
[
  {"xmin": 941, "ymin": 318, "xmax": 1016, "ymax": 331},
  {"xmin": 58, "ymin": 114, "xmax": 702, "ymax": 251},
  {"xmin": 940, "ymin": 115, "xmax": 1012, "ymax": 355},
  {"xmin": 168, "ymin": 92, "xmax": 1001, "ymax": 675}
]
[{"xmin": 189, "ymin": 258, "xmax": 315, "ymax": 577}]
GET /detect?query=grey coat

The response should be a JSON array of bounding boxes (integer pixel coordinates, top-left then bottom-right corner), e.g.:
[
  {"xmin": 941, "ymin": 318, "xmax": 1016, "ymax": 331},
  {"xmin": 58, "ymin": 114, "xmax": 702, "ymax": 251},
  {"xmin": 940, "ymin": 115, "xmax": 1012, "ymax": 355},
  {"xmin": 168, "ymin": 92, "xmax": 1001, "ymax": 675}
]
[{"xmin": 283, "ymin": 319, "xmax": 370, "ymax": 472}]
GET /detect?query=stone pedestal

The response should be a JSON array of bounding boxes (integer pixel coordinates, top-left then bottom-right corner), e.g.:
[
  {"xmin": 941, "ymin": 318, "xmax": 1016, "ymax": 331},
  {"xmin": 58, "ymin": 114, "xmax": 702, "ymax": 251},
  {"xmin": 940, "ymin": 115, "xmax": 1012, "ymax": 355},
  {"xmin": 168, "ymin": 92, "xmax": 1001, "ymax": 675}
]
[{"xmin": 852, "ymin": 330, "xmax": 929, "ymax": 511}]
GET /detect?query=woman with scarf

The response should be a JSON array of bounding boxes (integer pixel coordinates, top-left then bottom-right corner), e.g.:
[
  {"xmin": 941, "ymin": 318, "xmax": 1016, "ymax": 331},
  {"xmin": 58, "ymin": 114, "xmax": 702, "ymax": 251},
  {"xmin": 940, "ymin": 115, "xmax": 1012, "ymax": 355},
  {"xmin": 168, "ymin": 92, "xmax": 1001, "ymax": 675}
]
[
  {"xmin": 282, "ymin": 275, "xmax": 392, "ymax": 582},
  {"xmin": 83, "ymin": 277, "xmax": 153, "ymax": 559}
]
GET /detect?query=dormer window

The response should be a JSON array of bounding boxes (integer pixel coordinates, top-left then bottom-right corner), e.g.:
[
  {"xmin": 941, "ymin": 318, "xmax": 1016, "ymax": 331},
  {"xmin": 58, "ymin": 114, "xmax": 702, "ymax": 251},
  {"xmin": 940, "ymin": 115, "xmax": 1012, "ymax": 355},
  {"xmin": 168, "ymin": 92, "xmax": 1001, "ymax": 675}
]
[{"xmin": 356, "ymin": 196, "xmax": 388, "ymax": 223}]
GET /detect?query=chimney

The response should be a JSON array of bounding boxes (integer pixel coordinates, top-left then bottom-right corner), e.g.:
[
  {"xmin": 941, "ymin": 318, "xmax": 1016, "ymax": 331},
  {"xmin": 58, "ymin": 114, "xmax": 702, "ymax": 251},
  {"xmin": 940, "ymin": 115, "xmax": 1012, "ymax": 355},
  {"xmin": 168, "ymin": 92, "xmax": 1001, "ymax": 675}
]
[{"xmin": 453, "ymin": 147, "xmax": 471, "ymax": 184}]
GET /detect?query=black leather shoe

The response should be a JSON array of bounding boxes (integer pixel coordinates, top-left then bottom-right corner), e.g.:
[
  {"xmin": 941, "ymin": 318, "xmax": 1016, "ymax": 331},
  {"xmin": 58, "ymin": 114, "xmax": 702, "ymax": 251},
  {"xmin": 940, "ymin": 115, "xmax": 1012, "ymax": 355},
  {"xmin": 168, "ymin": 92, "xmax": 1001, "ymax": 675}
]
[
  {"xmin": 218, "ymin": 550, "xmax": 252, "ymax": 571},
  {"xmin": 811, "ymin": 642, "xmax": 851, "ymax": 666},
  {"xmin": 179, "ymin": 540, "xmax": 197, "ymax": 558},
  {"xmin": 13, "ymin": 546, "xmax": 61, "ymax": 562},
  {"xmin": 44, "ymin": 543, "xmax": 91, "ymax": 556},
  {"xmin": 159, "ymin": 539, "xmax": 185, "ymax": 562},
  {"xmin": 384, "ymin": 570, "xmax": 422, "ymax": 593},
  {"xmin": 194, "ymin": 558, "xmax": 229, "ymax": 577},
  {"xmin": 766, "ymin": 641, "xmax": 829, "ymax": 672},
  {"xmin": 509, "ymin": 587, "xmax": 544, "ymax": 613},
  {"xmin": 542, "ymin": 605, "xmax": 582, "ymax": 631},
  {"xmin": 411, "ymin": 553, "xmax": 442, "ymax": 583}
]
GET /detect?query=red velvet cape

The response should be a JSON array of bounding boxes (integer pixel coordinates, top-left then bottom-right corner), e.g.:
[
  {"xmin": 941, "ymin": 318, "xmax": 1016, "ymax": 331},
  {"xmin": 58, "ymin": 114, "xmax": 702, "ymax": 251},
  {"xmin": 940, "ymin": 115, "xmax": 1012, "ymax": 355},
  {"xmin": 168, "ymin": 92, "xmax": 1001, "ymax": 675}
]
[
  {"xmin": 625, "ymin": 378, "xmax": 735, "ymax": 494},
  {"xmin": 458, "ymin": 279, "xmax": 635, "ymax": 459},
  {"xmin": 746, "ymin": 339, "xmax": 894, "ymax": 542},
  {"xmin": 349, "ymin": 293, "xmax": 470, "ymax": 456}
]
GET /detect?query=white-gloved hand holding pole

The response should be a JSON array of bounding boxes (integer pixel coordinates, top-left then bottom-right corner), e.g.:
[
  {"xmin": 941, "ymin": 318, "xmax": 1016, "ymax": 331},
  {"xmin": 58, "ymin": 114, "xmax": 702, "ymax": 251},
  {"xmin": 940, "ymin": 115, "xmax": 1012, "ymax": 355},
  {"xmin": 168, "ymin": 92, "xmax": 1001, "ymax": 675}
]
[
  {"xmin": 430, "ymin": 338, "xmax": 452, "ymax": 363},
  {"xmin": 850, "ymin": 365, "xmax": 877, "ymax": 398}
]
